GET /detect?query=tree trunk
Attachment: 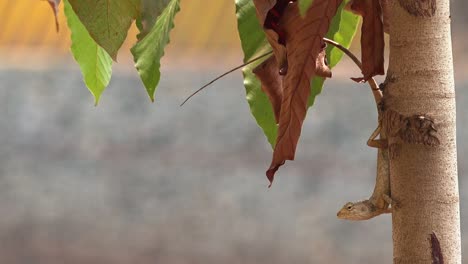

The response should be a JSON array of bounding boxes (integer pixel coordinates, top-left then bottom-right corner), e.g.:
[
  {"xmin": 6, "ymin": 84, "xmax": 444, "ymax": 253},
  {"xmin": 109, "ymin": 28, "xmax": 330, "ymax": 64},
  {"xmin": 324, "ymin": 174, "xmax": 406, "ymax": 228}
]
[{"xmin": 387, "ymin": 0, "xmax": 460, "ymax": 263}]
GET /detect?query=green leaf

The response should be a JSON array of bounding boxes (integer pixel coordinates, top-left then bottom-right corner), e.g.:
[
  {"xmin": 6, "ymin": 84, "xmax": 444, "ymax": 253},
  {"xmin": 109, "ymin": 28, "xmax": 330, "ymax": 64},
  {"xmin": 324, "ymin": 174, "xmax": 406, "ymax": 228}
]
[
  {"xmin": 309, "ymin": 1, "xmax": 359, "ymax": 106},
  {"xmin": 236, "ymin": 0, "xmax": 359, "ymax": 147},
  {"xmin": 68, "ymin": 0, "xmax": 140, "ymax": 60},
  {"xmin": 325, "ymin": 1, "xmax": 360, "ymax": 68},
  {"xmin": 298, "ymin": 0, "xmax": 314, "ymax": 16},
  {"xmin": 236, "ymin": 0, "xmax": 277, "ymax": 146},
  {"xmin": 64, "ymin": 0, "xmax": 112, "ymax": 105},
  {"xmin": 136, "ymin": 0, "xmax": 171, "ymax": 40},
  {"xmin": 307, "ymin": 77, "xmax": 325, "ymax": 106},
  {"xmin": 131, "ymin": 0, "xmax": 180, "ymax": 102}
]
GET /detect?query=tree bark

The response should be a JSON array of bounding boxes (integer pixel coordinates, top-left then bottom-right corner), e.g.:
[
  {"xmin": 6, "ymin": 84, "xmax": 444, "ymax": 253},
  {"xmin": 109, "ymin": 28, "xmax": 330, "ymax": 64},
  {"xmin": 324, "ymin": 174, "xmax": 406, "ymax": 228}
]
[{"xmin": 387, "ymin": 0, "xmax": 460, "ymax": 263}]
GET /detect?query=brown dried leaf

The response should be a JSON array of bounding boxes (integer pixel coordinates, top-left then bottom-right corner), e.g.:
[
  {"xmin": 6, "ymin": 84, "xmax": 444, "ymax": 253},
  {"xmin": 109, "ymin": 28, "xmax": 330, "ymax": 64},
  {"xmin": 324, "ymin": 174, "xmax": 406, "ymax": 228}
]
[
  {"xmin": 263, "ymin": 0, "xmax": 297, "ymax": 46},
  {"xmin": 253, "ymin": 0, "xmax": 291, "ymax": 74},
  {"xmin": 253, "ymin": 46, "xmax": 330, "ymax": 125},
  {"xmin": 46, "ymin": 0, "xmax": 61, "ymax": 32},
  {"xmin": 253, "ymin": 56, "xmax": 283, "ymax": 124},
  {"xmin": 348, "ymin": 0, "xmax": 385, "ymax": 80},
  {"xmin": 315, "ymin": 44, "xmax": 332, "ymax": 78},
  {"xmin": 252, "ymin": 0, "xmax": 277, "ymax": 23},
  {"xmin": 266, "ymin": 1, "xmax": 339, "ymax": 184}
]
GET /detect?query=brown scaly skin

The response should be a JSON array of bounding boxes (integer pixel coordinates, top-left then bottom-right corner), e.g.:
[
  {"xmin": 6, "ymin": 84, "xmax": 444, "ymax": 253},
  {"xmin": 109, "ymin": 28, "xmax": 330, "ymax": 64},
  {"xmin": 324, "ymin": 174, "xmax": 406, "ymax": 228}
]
[
  {"xmin": 337, "ymin": 92, "xmax": 394, "ymax": 221},
  {"xmin": 336, "ymin": 148, "xmax": 394, "ymax": 221},
  {"xmin": 337, "ymin": 200, "xmax": 391, "ymax": 221}
]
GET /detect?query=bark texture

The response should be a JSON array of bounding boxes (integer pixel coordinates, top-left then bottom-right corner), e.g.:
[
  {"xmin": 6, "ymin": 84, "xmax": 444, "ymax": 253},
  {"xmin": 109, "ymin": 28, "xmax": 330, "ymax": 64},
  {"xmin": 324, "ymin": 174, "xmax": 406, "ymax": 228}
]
[{"xmin": 387, "ymin": 0, "xmax": 460, "ymax": 263}]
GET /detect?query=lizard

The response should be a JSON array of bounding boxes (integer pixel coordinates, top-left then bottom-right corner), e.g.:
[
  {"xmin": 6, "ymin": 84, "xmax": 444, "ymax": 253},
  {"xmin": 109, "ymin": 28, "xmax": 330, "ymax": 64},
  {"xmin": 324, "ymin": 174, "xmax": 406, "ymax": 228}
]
[
  {"xmin": 337, "ymin": 102, "xmax": 395, "ymax": 220},
  {"xmin": 337, "ymin": 75, "xmax": 440, "ymax": 221}
]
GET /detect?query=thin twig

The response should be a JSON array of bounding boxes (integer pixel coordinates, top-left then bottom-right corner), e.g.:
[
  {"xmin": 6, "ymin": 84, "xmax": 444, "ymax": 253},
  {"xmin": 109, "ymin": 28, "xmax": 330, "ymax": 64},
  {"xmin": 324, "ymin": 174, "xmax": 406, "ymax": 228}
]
[
  {"xmin": 323, "ymin": 37, "xmax": 383, "ymax": 104},
  {"xmin": 180, "ymin": 51, "xmax": 273, "ymax": 106},
  {"xmin": 323, "ymin": 38, "xmax": 362, "ymax": 68}
]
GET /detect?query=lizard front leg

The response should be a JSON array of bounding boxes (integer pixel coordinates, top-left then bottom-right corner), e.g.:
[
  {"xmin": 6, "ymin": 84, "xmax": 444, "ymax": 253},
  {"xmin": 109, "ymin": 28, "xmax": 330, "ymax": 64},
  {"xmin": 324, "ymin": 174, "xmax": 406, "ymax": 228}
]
[
  {"xmin": 338, "ymin": 123, "xmax": 393, "ymax": 221},
  {"xmin": 367, "ymin": 124, "xmax": 388, "ymax": 149}
]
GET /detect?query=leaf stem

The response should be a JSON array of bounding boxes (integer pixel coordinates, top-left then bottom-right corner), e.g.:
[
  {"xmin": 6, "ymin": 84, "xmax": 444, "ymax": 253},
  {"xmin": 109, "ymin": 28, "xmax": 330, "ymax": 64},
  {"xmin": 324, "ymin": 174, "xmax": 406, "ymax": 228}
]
[
  {"xmin": 180, "ymin": 51, "xmax": 273, "ymax": 106},
  {"xmin": 323, "ymin": 37, "xmax": 383, "ymax": 104}
]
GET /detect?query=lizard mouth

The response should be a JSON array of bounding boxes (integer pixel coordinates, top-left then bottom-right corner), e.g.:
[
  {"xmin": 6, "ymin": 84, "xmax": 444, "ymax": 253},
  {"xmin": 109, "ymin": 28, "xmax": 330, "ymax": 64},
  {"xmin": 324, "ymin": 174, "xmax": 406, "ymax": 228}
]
[{"xmin": 336, "ymin": 210, "xmax": 345, "ymax": 219}]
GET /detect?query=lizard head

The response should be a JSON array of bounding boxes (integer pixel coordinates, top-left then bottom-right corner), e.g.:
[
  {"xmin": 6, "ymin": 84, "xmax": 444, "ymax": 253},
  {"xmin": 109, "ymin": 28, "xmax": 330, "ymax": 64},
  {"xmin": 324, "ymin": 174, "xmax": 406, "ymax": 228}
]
[{"xmin": 337, "ymin": 201, "xmax": 376, "ymax": 221}]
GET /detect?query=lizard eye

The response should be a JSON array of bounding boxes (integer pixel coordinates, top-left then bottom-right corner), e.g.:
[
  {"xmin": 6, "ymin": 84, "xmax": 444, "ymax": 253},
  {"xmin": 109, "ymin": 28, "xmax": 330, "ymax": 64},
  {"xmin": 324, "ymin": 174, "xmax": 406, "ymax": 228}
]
[{"xmin": 346, "ymin": 203, "xmax": 353, "ymax": 210}]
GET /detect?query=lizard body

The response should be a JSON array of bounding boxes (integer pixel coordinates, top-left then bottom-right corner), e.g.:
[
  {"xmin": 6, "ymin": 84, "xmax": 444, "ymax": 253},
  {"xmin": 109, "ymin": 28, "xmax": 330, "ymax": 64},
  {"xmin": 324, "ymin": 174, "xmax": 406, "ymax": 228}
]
[
  {"xmin": 337, "ymin": 119, "xmax": 394, "ymax": 220},
  {"xmin": 337, "ymin": 78, "xmax": 394, "ymax": 221},
  {"xmin": 337, "ymin": 98, "xmax": 439, "ymax": 221}
]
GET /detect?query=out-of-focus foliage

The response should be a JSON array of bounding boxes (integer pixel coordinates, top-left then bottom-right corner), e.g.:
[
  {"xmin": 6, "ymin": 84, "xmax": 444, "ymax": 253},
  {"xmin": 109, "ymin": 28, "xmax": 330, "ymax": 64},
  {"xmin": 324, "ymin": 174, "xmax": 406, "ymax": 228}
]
[
  {"xmin": 64, "ymin": 0, "xmax": 112, "ymax": 105},
  {"xmin": 131, "ymin": 0, "xmax": 180, "ymax": 101},
  {"xmin": 67, "ymin": 0, "xmax": 139, "ymax": 60}
]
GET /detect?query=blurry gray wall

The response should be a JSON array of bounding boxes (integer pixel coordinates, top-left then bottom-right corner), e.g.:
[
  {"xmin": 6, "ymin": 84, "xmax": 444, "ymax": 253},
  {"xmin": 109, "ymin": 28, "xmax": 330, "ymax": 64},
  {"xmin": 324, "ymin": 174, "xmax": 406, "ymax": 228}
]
[{"xmin": 0, "ymin": 68, "xmax": 466, "ymax": 263}]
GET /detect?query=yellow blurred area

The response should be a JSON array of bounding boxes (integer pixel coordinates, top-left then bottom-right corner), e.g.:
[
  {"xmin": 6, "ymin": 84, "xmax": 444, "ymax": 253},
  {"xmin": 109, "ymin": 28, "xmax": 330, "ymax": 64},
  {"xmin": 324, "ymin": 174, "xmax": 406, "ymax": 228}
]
[{"xmin": 0, "ymin": 0, "xmax": 243, "ymax": 68}]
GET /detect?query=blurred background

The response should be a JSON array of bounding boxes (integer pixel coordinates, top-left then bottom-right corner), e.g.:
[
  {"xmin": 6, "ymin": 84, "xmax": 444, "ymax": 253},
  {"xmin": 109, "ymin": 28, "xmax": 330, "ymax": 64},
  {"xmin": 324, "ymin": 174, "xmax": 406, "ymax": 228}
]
[{"xmin": 0, "ymin": 1, "xmax": 466, "ymax": 263}]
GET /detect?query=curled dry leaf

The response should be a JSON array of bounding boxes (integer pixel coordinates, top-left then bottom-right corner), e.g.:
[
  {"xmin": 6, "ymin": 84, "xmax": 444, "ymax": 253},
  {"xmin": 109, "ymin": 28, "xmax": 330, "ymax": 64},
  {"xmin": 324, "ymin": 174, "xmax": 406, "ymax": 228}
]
[
  {"xmin": 347, "ymin": 0, "xmax": 385, "ymax": 81},
  {"xmin": 253, "ymin": 0, "xmax": 295, "ymax": 75},
  {"xmin": 263, "ymin": 0, "xmax": 297, "ymax": 46},
  {"xmin": 264, "ymin": 1, "xmax": 338, "ymax": 184},
  {"xmin": 46, "ymin": 0, "xmax": 61, "ymax": 31},
  {"xmin": 315, "ymin": 43, "xmax": 333, "ymax": 78},
  {"xmin": 253, "ymin": 56, "xmax": 283, "ymax": 124}
]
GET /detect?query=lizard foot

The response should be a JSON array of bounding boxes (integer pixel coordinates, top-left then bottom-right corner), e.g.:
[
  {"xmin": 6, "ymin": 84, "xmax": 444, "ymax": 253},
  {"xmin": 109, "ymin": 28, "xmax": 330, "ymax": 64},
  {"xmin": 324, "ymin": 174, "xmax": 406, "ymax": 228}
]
[{"xmin": 383, "ymin": 194, "xmax": 400, "ymax": 209}]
